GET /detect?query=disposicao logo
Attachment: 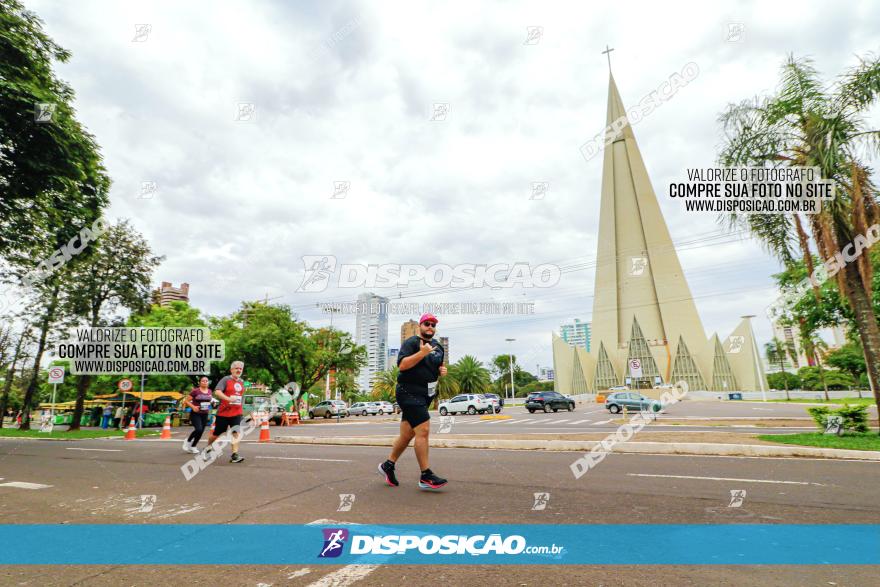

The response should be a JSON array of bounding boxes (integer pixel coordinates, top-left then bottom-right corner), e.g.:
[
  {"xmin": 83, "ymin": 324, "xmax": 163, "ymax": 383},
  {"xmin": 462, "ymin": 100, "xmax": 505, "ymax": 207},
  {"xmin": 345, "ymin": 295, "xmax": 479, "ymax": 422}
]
[{"xmin": 318, "ymin": 528, "xmax": 349, "ymax": 558}]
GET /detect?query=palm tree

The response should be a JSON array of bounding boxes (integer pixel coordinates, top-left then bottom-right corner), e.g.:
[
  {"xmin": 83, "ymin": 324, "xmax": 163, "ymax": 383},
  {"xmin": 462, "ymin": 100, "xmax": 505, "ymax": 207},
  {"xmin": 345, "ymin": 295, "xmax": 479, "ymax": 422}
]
[
  {"xmin": 370, "ymin": 367, "xmax": 398, "ymax": 402},
  {"xmin": 453, "ymin": 355, "xmax": 491, "ymax": 394},
  {"xmin": 765, "ymin": 338, "xmax": 791, "ymax": 400},
  {"xmin": 719, "ymin": 54, "xmax": 880, "ymax": 426},
  {"xmin": 435, "ymin": 363, "xmax": 460, "ymax": 400}
]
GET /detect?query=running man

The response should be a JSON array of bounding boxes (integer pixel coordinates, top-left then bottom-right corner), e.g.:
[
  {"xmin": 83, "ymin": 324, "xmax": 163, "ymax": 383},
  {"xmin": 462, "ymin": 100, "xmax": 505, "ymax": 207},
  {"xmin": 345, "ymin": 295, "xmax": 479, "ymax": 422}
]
[
  {"xmin": 206, "ymin": 361, "xmax": 247, "ymax": 463},
  {"xmin": 182, "ymin": 376, "xmax": 213, "ymax": 454},
  {"xmin": 378, "ymin": 313, "xmax": 448, "ymax": 490}
]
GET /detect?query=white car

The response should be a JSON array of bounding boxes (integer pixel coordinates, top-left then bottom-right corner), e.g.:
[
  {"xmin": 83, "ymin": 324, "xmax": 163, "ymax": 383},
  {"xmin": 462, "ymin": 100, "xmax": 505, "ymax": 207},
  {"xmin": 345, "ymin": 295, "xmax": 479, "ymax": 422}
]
[
  {"xmin": 374, "ymin": 401, "xmax": 395, "ymax": 415},
  {"xmin": 349, "ymin": 402, "xmax": 379, "ymax": 416},
  {"xmin": 479, "ymin": 394, "xmax": 502, "ymax": 413},
  {"xmin": 439, "ymin": 394, "xmax": 494, "ymax": 416}
]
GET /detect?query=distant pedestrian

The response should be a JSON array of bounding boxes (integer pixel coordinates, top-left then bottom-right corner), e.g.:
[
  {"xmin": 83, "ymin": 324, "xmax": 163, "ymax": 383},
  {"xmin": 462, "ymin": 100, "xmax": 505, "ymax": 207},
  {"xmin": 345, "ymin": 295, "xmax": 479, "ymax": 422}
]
[
  {"xmin": 114, "ymin": 405, "xmax": 124, "ymax": 429},
  {"xmin": 90, "ymin": 405, "xmax": 102, "ymax": 427},
  {"xmin": 101, "ymin": 404, "xmax": 113, "ymax": 429}
]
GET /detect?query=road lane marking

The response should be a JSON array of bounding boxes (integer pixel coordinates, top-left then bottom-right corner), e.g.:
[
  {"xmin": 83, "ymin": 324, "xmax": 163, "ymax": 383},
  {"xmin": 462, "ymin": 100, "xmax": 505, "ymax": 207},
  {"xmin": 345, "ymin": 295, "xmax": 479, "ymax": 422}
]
[
  {"xmin": 571, "ymin": 419, "xmax": 592, "ymax": 425},
  {"xmin": 554, "ymin": 419, "xmax": 570, "ymax": 424},
  {"xmin": 288, "ymin": 568, "xmax": 312, "ymax": 579},
  {"xmin": 307, "ymin": 564, "xmax": 379, "ymax": 587},
  {"xmin": 306, "ymin": 519, "xmax": 379, "ymax": 586},
  {"xmin": 256, "ymin": 456, "xmax": 352, "ymax": 463},
  {"xmin": 66, "ymin": 448, "xmax": 122, "ymax": 452},
  {"xmin": 593, "ymin": 419, "xmax": 612, "ymax": 425},
  {"xmin": 627, "ymin": 473, "xmax": 825, "ymax": 486},
  {"xmin": 0, "ymin": 481, "xmax": 53, "ymax": 489}
]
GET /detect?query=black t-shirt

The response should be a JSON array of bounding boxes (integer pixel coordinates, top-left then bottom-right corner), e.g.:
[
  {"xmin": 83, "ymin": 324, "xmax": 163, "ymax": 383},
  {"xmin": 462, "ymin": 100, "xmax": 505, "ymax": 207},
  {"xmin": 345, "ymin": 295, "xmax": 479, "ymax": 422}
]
[{"xmin": 396, "ymin": 335, "xmax": 444, "ymax": 397}]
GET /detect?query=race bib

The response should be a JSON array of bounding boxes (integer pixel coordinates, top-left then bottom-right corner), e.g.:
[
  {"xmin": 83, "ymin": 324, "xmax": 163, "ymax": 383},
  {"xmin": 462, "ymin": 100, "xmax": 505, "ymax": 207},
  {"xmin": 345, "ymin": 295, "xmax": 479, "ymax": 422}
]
[
  {"xmin": 229, "ymin": 395, "xmax": 242, "ymax": 406},
  {"xmin": 427, "ymin": 382, "xmax": 438, "ymax": 397},
  {"xmin": 199, "ymin": 402, "xmax": 212, "ymax": 411}
]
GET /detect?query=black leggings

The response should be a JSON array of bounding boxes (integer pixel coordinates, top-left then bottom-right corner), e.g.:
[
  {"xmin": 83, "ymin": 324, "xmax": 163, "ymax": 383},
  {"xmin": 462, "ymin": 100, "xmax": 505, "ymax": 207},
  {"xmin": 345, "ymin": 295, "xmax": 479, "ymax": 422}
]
[{"xmin": 187, "ymin": 412, "xmax": 209, "ymax": 444}]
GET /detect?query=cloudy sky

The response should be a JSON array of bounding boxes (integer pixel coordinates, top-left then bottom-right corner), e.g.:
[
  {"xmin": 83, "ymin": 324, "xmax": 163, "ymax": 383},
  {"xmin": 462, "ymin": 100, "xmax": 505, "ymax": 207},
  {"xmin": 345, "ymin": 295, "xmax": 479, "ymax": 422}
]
[{"xmin": 27, "ymin": 0, "xmax": 880, "ymax": 371}]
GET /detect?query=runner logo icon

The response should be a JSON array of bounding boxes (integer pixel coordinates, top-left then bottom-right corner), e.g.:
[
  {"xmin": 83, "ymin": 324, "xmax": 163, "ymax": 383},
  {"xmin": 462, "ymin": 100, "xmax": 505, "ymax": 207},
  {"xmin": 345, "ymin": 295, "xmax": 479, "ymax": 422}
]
[{"xmin": 318, "ymin": 528, "xmax": 349, "ymax": 558}]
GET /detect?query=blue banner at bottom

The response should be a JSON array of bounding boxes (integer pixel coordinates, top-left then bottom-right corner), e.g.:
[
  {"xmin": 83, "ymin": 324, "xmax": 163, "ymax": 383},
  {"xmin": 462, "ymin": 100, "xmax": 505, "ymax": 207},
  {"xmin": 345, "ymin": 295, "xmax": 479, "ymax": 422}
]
[{"xmin": 0, "ymin": 524, "xmax": 877, "ymax": 565}]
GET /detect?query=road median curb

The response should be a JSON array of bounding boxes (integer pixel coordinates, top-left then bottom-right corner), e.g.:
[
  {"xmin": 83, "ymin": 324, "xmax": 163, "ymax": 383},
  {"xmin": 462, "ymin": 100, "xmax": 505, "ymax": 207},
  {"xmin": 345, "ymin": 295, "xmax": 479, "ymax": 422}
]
[{"xmin": 273, "ymin": 435, "xmax": 880, "ymax": 460}]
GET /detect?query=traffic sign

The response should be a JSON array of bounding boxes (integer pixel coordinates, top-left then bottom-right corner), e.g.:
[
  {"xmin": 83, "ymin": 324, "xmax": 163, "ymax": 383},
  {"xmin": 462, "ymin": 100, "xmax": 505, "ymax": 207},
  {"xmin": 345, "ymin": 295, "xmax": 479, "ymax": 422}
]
[
  {"xmin": 628, "ymin": 358, "xmax": 643, "ymax": 378},
  {"xmin": 118, "ymin": 378, "xmax": 134, "ymax": 392},
  {"xmin": 48, "ymin": 366, "xmax": 65, "ymax": 384}
]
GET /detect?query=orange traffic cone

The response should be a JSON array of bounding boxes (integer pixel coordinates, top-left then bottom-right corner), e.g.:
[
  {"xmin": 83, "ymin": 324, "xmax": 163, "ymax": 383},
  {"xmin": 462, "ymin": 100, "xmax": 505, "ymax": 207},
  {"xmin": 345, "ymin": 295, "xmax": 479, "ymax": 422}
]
[
  {"xmin": 258, "ymin": 417, "xmax": 271, "ymax": 443},
  {"xmin": 124, "ymin": 419, "xmax": 137, "ymax": 440},
  {"xmin": 160, "ymin": 415, "xmax": 172, "ymax": 439}
]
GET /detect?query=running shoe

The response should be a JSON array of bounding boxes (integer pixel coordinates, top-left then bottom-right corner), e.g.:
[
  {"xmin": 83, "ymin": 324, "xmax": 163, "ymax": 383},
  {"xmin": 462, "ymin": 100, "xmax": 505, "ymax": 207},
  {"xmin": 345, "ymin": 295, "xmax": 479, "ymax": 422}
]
[
  {"xmin": 418, "ymin": 469, "xmax": 447, "ymax": 491},
  {"xmin": 230, "ymin": 453, "xmax": 245, "ymax": 463},
  {"xmin": 186, "ymin": 445, "xmax": 200, "ymax": 454},
  {"xmin": 378, "ymin": 460, "xmax": 399, "ymax": 487},
  {"xmin": 182, "ymin": 439, "xmax": 192, "ymax": 453}
]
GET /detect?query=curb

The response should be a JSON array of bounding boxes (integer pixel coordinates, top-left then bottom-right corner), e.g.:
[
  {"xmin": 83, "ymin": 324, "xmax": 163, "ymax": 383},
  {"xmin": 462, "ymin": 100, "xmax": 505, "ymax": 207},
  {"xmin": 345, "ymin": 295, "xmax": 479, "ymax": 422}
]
[
  {"xmin": 479, "ymin": 415, "xmax": 512, "ymax": 421},
  {"xmin": 273, "ymin": 435, "xmax": 880, "ymax": 461}
]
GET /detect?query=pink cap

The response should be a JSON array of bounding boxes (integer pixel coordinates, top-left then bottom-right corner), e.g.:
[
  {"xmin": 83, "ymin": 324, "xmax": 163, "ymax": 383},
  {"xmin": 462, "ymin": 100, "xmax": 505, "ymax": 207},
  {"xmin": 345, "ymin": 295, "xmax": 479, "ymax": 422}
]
[{"xmin": 419, "ymin": 313, "xmax": 438, "ymax": 325}]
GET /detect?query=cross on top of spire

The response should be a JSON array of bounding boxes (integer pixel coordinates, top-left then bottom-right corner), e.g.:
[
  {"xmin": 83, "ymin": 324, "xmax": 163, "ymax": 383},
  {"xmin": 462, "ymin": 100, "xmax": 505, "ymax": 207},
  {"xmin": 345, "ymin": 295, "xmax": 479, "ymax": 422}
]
[{"xmin": 602, "ymin": 45, "xmax": 614, "ymax": 71}]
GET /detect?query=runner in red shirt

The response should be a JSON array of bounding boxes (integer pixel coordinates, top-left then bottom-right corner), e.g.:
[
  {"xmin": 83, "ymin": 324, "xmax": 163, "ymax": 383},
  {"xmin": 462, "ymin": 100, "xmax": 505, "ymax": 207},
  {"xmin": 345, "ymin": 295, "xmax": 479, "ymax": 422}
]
[{"xmin": 206, "ymin": 361, "xmax": 246, "ymax": 463}]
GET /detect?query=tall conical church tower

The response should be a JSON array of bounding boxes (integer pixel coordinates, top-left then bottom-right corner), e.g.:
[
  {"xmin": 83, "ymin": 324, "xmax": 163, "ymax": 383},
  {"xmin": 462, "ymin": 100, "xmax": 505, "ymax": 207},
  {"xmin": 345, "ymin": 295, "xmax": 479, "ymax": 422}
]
[{"xmin": 552, "ymin": 72, "xmax": 766, "ymax": 392}]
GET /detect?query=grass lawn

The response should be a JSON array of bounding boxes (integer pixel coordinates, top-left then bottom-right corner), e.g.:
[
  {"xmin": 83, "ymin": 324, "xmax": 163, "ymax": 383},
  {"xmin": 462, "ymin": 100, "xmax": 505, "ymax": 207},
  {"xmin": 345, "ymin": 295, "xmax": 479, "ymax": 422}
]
[
  {"xmin": 0, "ymin": 428, "xmax": 160, "ymax": 439},
  {"xmin": 766, "ymin": 397, "xmax": 875, "ymax": 405},
  {"xmin": 757, "ymin": 432, "xmax": 880, "ymax": 451}
]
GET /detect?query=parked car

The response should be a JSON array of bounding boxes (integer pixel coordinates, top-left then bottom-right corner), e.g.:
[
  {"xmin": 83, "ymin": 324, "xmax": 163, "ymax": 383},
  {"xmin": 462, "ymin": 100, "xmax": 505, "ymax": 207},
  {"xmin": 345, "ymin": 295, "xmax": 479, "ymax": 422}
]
[
  {"xmin": 438, "ymin": 394, "xmax": 494, "ymax": 415},
  {"xmin": 374, "ymin": 401, "xmax": 395, "ymax": 415},
  {"xmin": 392, "ymin": 402, "xmax": 401, "ymax": 414},
  {"xmin": 525, "ymin": 391, "xmax": 575, "ymax": 413},
  {"xmin": 309, "ymin": 400, "xmax": 349, "ymax": 419},
  {"xmin": 482, "ymin": 392, "xmax": 504, "ymax": 408},
  {"xmin": 604, "ymin": 392, "xmax": 661, "ymax": 414},
  {"xmin": 480, "ymin": 394, "xmax": 502, "ymax": 413},
  {"xmin": 348, "ymin": 402, "xmax": 379, "ymax": 416}
]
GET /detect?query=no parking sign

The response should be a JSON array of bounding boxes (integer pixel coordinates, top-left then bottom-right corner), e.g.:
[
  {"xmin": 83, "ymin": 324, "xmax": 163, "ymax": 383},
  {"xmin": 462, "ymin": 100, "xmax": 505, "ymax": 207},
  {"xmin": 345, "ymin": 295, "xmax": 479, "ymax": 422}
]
[
  {"xmin": 628, "ymin": 358, "xmax": 643, "ymax": 378},
  {"xmin": 48, "ymin": 366, "xmax": 65, "ymax": 384}
]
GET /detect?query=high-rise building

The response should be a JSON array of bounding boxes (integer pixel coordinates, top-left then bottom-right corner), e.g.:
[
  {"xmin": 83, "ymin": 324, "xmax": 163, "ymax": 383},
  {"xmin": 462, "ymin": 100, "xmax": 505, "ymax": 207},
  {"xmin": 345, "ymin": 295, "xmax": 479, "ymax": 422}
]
[
  {"xmin": 152, "ymin": 281, "xmax": 189, "ymax": 306},
  {"xmin": 401, "ymin": 319, "xmax": 419, "ymax": 344},
  {"xmin": 355, "ymin": 292, "xmax": 389, "ymax": 392},
  {"xmin": 552, "ymin": 72, "xmax": 766, "ymax": 392},
  {"xmin": 387, "ymin": 347, "xmax": 399, "ymax": 368},
  {"xmin": 560, "ymin": 319, "xmax": 591, "ymax": 351},
  {"xmin": 438, "ymin": 336, "xmax": 449, "ymax": 365},
  {"xmin": 771, "ymin": 320, "xmax": 813, "ymax": 368}
]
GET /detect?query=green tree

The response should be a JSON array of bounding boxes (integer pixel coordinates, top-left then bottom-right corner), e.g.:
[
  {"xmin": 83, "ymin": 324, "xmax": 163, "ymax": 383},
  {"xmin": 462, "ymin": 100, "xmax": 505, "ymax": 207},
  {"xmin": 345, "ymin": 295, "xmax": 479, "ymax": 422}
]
[
  {"xmin": 826, "ymin": 342, "xmax": 867, "ymax": 381},
  {"xmin": 371, "ymin": 367, "xmax": 398, "ymax": 402},
  {"xmin": 63, "ymin": 220, "xmax": 162, "ymax": 430},
  {"xmin": 452, "ymin": 355, "xmax": 491, "ymax": 394},
  {"xmin": 767, "ymin": 371, "xmax": 801, "ymax": 391},
  {"xmin": 719, "ymin": 54, "xmax": 880, "ymax": 428},
  {"xmin": 798, "ymin": 366, "xmax": 854, "ymax": 391},
  {"xmin": 0, "ymin": 0, "xmax": 110, "ymax": 259},
  {"xmin": 765, "ymin": 339, "xmax": 792, "ymax": 400},
  {"xmin": 120, "ymin": 301, "xmax": 207, "ymax": 394},
  {"xmin": 212, "ymin": 303, "xmax": 366, "ymax": 392}
]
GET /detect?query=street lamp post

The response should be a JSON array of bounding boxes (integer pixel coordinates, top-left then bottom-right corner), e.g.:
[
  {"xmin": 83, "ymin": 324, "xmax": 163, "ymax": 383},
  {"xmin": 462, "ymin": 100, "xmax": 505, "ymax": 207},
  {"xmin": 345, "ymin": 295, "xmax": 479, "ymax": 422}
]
[{"xmin": 505, "ymin": 338, "xmax": 516, "ymax": 400}]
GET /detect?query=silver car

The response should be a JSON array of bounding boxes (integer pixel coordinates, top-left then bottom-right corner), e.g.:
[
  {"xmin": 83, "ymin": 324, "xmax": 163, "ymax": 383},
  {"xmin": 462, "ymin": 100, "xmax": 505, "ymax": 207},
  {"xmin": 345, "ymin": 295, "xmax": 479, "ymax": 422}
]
[
  {"xmin": 309, "ymin": 400, "xmax": 348, "ymax": 419},
  {"xmin": 349, "ymin": 402, "xmax": 379, "ymax": 416}
]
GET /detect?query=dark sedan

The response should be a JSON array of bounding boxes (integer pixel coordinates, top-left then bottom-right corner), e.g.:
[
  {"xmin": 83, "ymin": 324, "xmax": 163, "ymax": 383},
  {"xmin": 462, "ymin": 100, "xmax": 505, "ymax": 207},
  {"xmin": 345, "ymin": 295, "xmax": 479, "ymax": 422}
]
[{"xmin": 525, "ymin": 391, "xmax": 575, "ymax": 413}]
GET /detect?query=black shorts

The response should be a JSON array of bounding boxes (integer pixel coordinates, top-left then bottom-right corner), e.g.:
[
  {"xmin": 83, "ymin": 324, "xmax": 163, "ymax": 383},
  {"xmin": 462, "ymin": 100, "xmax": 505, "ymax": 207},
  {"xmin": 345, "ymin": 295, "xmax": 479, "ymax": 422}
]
[
  {"xmin": 212, "ymin": 414, "xmax": 242, "ymax": 436},
  {"xmin": 396, "ymin": 389, "xmax": 431, "ymax": 428}
]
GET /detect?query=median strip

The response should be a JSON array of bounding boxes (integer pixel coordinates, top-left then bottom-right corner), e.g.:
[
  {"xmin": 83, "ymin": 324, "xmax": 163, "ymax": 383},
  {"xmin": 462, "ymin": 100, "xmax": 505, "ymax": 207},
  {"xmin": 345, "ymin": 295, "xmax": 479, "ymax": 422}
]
[{"xmin": 273, "ymin": 435, "xmax": 880, "ymax": 460}]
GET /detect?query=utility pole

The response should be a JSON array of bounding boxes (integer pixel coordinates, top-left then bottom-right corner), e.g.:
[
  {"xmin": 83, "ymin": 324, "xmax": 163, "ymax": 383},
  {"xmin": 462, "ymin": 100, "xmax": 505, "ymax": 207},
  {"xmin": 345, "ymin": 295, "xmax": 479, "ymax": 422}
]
[{"xmin": 505, "ymin": 338, "xmax": 516, "ymax": 400}]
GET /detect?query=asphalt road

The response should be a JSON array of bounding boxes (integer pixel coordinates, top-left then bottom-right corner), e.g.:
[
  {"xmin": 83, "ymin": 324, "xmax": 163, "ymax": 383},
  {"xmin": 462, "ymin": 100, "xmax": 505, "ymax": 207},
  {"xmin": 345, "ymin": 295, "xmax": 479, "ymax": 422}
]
[
  {"xmin": 1, "ymin": 434, "xmax": 878, "ymax": 586},
  {"xmin": 285, "ymin": 407, "xmax": 818, "ymax": 437}
]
